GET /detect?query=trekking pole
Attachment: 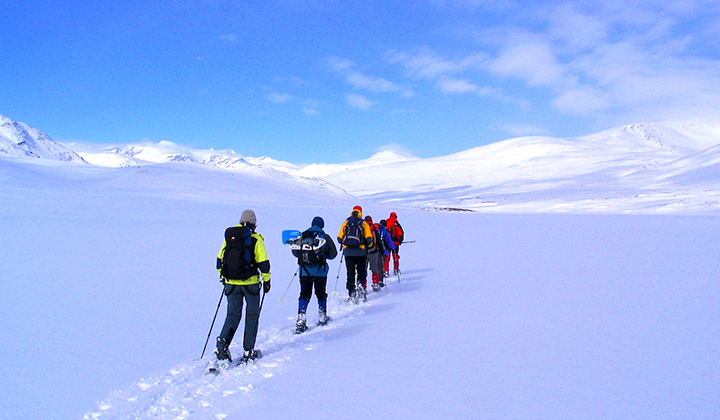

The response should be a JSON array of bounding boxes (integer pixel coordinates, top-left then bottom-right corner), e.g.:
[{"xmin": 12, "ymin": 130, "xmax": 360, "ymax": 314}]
[
  {"xmin": 258, "ymin": 287, "xmax": 267, "ymax": 319},
  {"xmin": 332, "ymin": 253, "xmax": 344, "ymax": 295},
  {"xmin": 200, "ymin": 287, "xmax": 225, "ymax": 359},
  {"xmin": 279, "ymin": 267, "xmax": 300, "ymax": 302}
]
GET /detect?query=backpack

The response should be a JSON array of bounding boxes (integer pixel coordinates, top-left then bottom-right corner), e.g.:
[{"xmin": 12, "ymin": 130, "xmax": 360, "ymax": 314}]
[
  {"xmin": 297, "ymin": 230, "xmax": 327, "ymax": 266},
  {"xmin": 370, "ymin": 223, "xmax": 385, "ymax": 253},
  {"xmin": 342, "ymin": 216, "xmax": 364, "ymax": 248},
  {"xmin": 390, "ymin": 222, "xmax": 404, "ymax": 243},
  {"xmin": 221, "ymin": 225, "xmax": 256, "ymax": 280}
]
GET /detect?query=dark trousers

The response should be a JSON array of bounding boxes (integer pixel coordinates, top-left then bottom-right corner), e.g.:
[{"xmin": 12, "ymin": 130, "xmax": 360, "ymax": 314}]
[
  {"xmin": 299, "ymin": 276, "xmax": 328, "ymax": 313},
  {"xmin": 345, "ymin": 254, "xmax": 367, "ymax": 293},
  {"xmin": 218, "ymin": 283, "xmax": 261, "ymax": 351}
]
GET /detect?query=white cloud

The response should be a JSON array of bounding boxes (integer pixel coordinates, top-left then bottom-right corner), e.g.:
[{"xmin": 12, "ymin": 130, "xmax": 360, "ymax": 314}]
[
  {"xmin": 346, "ymin": 72, "xmax": 413, "ymax": 96},
  {"xmin": 267, "ymin": 93, "xmax": 293, "ymax": 103},
  {"xmin": 218, "ymin": 33, "xmax": 238, "ymax": 44},
  {"xmin": 390, "ymin": 49, "xmax": 467, "ymax": 79},
  {"xmin": 436, "ymin": 77, "xmax": 478, "ymax": 94},
  {"xmin": 347, "ymin": 94, "xmax": 376, "ymax": 110},
  {"xmin": 487, "ymin": 40, "xmax": 565, "ymax": 87},
  {"xmin": 552, "ymin": 87, "xmax": 610, "ymax": 115}
]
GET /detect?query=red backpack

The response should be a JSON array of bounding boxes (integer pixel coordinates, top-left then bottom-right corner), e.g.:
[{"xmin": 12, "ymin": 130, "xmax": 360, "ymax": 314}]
[{"xmin": 389, "ymin": 222, "xmax": 404, "ymax": 244}]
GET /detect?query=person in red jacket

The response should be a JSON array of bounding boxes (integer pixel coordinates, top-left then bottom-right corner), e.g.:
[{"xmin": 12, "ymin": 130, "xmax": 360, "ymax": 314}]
[{"xmin": 383, "ymin": 212, "xmax": 404, "ymax": 276}]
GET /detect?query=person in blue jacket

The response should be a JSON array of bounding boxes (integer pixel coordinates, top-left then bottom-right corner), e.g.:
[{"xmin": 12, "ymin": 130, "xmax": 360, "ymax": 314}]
[
  {"xmin": 291, "ymin": 216, "xmax": 338, "ymax": 333},
  {"xmin": 375, "ymin": 219, "xmax": 396, "ymax": 287}
]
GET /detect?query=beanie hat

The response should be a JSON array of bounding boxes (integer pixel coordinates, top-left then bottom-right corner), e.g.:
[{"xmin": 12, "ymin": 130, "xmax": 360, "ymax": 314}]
[
  {"xmin": 240, "ymin": 209, "xmax": 257, "ymax": 225},
  {"xmin": 364, "ymin": 215, "xmax": 373, "ymax": 224},
  {"xmin": 311, "ymin": 216, "xmax": 325, "ymax": 229},
  {"xmin": 380, "ymin": 219, "xmax": 387, "ymax": 226},
  {"xmin": 352, "ymin": 205, "xmax": 362, "ymax": 217}
]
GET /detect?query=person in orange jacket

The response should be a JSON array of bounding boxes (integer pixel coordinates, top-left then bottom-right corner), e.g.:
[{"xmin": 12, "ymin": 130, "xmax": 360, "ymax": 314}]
[{"xmin": 337, "ymin": 206, "xmax": 373, "ymax": 301}]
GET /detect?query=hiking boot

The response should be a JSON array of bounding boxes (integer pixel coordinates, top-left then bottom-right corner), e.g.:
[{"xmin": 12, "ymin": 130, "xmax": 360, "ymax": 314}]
[
  {"xmin": 372, "ymin": 283, "xmax": 380, "ymax": 292},
  {"xmin": 215, "ymin": 337, "xmax": 232, "ymax": 362},
  {"xmin": 318, "ymin": 310, "xmax": 330, "ymax": 326},
  {"xmin": 295, "ymin": 312, "xmax": 308, "ymax": 334},
  {"xmin": 241, "ymin": 349, "xmax": 262, "ymax": 362}
]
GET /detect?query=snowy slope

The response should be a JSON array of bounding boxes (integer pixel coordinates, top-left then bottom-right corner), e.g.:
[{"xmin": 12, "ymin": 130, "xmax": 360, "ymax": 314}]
[
  {"xmin": 1, "ymin": 160, "xmax": 719, "ymax": 420},
  {"xmin": 324, "ymin": 122, "xmax": 720, "ymax": 213},
  {"xmin": 0, "ymin": 113, "xmax": 86, "ymax": 162},
  {"xmin": 5, "ymin": 114, "xmax": 720, "ymax": 214}
]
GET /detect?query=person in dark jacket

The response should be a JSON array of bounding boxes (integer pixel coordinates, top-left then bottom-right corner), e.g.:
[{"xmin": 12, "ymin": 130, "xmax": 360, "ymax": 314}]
[
  {"xmin": 291, "ymin": 216, "xmax": 338, "ymax": 332},
  {"xmin": 365, "ymin": 215, "xmax": 396, "ymax": 291},
  {"xmin": 337, "ymin": 206, "xmax": 373, "ymax": 302}
]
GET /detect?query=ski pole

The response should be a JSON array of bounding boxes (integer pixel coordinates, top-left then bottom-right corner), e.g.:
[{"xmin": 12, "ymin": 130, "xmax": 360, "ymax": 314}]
[
  {"xmin": 258, "ymin": 287, "xmax": 267, "ymax": 319},
  {"xmin": 333, "ymin": 253, "xmax": 344, "ymax": 295},
  {"xmin": 279, "ymin": 267, "xmax": 299, "ymax": 302},
  {"xmin": 200, "ymin": 287, "xmax": 225, "ymax": 359}
]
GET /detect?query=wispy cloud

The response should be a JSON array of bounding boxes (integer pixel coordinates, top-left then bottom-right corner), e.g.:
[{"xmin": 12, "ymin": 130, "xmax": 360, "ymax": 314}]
[
  {"xmin": 408, "ymin": 1, "xmax": 720, "ymax": 124},
  {"xmin": 347, "ymin": 93, "xmax": 376, "ymax": 110},
  {"xmin": 218, "ymin": 33, "xmax": 238, "ymax": 44},
  {"xmin": 267, "ymin": 93, "xmax": 293, "ymax": 104},
  {"xmin": 329, "ymin": 57, "xmax": 413, "ymax": 99},
  {"xmin": 346, "ymin": 72, "xmax": 413, "ymax": 96}
]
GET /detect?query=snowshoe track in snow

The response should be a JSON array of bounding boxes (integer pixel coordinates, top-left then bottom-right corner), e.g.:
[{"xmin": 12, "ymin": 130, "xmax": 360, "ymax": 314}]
[{"xmin": 84, "ymin": 276, "xmax": 402, "ymax": 420}]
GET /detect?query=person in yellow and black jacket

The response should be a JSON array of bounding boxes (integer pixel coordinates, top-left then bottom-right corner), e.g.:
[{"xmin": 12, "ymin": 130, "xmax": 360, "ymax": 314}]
[
  {"xmin": 337, "ymin": 205, "xmax": 373, "ymax": 302},
  {"xmin": 215, "ymin": 209, "xmax": 271, "ymax": 363}
]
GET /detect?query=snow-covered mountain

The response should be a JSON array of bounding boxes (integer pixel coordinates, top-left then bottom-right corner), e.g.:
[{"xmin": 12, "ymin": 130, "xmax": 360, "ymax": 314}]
[
  {"xmin": 324, "ymin": 122, "xmax": 720, "ymax": 213},
  {"xmin": 0, "ymin": 113, "xmax": 86, "ymax": 163},
  {"xmin": 64, "ymin": 139, "xmax": 302, "ymax": 172},
  {"xmin": 3, "ymin": 114, "xmax": 720, "ymax": 214}
]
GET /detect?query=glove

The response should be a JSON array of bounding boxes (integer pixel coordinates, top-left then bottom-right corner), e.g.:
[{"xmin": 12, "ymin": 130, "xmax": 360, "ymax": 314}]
[{"xmin": 263, "ymin": 280, "xmax": 271, "ymax": 293}]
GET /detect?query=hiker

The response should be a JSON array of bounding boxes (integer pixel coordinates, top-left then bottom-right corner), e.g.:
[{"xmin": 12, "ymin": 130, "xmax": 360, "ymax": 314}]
[
  {"xmin": 337, "ymin": 206, "xmax": 373, "ymax": 301},
  {"xmin": 215, "ymin": 209, "xmax": 271, "ymax": 363},
  {"xmin": 383, "ymin": 212, "xmax": 404, "ymax": 275},
  {"xmin": 375, "ymin": 218, "xmax": 396, "ymax": 287},
  {"xmin": 365, "ymin": 215, "xmax": 396, "ymax": 291},
  {"xmin": 291, "ymin": 216, "xmax": 338, "ymax": 333}
]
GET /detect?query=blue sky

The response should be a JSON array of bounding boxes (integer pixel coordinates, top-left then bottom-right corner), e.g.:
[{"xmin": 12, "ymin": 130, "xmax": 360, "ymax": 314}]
[{"xmin": 2, "ymin": 0, "xmax": 720, "ymax": 163}]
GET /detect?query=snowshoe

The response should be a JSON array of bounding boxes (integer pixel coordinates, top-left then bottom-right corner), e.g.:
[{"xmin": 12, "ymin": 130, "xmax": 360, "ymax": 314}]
[
  {"xmin": 206, "ymin": 358, "xmax": 230, "ymax": 375},
  {"xmin": 214, "ymin": 337, "xmax": 232, "ymax": 362},
  {"xmin": 371, "ymin": 283, "xmax": 380, "ymax": 292},
  {"xmin": 295, "ymin": 313, "xmax": 309, "ymax": 334},
  {"xmin": 239, "ymin": 349, "xmax": 262, "ymax": 364},
  {"xmin": 318, "ymin": 310, "xmax": 330, "ymax": 326}
]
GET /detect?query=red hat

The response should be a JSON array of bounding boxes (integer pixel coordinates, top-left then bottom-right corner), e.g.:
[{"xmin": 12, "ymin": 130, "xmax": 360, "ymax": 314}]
[
  {"xmin": 353, "ymin": 205, "xmax": 363, "ymax": 212},
  {"xmin": 364, "ymin": 215, "xmax": 373, "ymax": 224},
  {"xmin": 390, "ymin": 212, "xmax": 397, "ymax": 218}
]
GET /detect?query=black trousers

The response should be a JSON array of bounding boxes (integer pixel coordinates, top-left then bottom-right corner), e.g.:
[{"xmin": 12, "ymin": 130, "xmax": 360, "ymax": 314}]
[
  {"xmin": 299, "ymin": 276, "xmax": 328, "ymax": 302},
  {"xmin": 345, "ymin": 254, "xmax": 367, "ymax": 293}
]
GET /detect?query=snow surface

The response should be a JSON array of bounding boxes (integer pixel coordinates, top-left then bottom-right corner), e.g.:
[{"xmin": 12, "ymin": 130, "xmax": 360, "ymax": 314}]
[{"xmin": 1, "ymin": 152, "xmax": 719, "ymax": 420}]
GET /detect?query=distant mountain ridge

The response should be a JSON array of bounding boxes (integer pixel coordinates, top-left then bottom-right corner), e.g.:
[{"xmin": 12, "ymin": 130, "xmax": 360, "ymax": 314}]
[
  {"xmin": 0, "ymin": 113, "xmax": 85, "ymax": 163},
  {"xmin": 3, "ymin": 112, "xmax": 720, "ymax": 213}
]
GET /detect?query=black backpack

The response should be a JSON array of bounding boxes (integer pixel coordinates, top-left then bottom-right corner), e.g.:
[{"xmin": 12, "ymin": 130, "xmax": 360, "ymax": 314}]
[
  {"xmin": 221, "ymin": 225, "xmax": 256, "ymax": 280},
  {"xmin": 297, "ymin": 230, "xmax": 327, "ymax": 266},
  {"xmin": 342, "ymin": 216, "xmax": 364, "ymax": 248},
  {"xmin": 369, "ymin": 224, "xmax": 385, "ymax": 253}
]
